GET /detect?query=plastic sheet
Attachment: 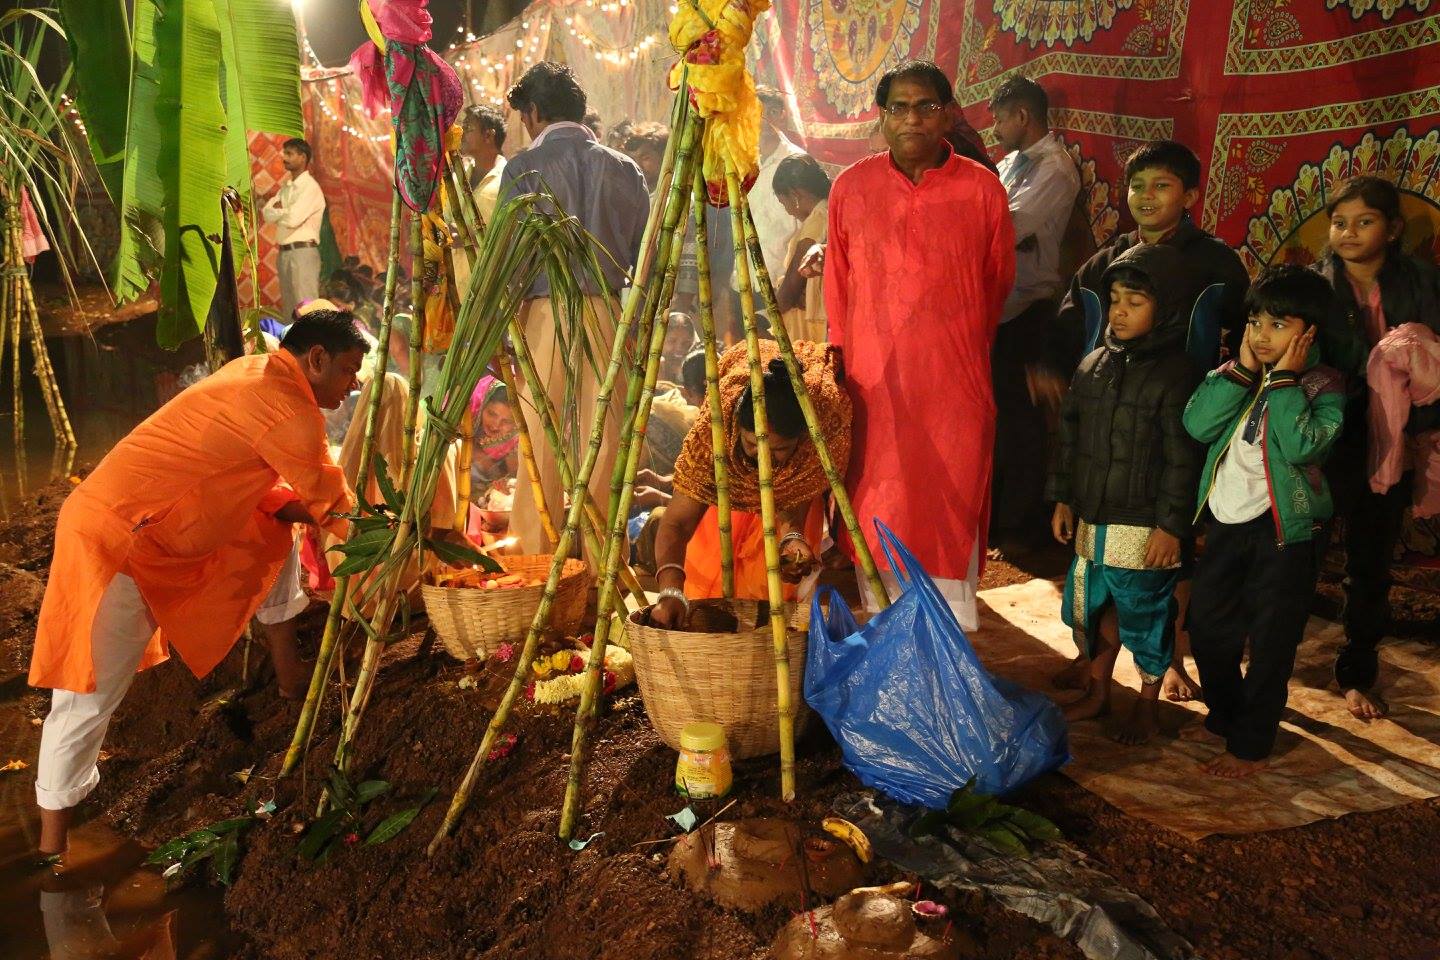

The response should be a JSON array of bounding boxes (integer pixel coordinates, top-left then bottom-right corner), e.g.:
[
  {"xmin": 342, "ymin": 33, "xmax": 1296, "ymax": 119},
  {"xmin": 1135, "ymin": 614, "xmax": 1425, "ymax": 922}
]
[
  {"xmin": 804, "ymin": 521, "xmax": 1069, "ymax": 807},
  {"xmin": 834, "ymin": 793, "xmax": 1198, "ymax": 960}
]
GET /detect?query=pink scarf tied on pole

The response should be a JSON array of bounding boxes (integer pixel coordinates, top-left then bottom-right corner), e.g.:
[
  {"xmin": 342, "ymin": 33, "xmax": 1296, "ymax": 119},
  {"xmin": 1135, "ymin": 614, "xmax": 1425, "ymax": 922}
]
[{"xmin": 348, "ymin": 0, "xmax": 463, "ymax": 212}]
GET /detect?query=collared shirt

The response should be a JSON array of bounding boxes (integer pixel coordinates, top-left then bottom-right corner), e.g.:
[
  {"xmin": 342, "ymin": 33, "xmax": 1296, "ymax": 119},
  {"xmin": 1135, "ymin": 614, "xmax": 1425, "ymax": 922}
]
[
  {"xmin": 262, "ymin": 170, "xmax": 326, "ymax": 246},
  {"xmin": 472, "ymin": 154, "xmax": 507, "ymax": 225},
  {"xmin": 996, "ymin": 132, "xmax": 1080, "ymax": 321},
  {"xmin": 500, "ymin": 123, "xmax": 650, "ymax": 298},
  {"xmin": 749, "ymin": 132, "xmax": 810, "ymax": 282}
]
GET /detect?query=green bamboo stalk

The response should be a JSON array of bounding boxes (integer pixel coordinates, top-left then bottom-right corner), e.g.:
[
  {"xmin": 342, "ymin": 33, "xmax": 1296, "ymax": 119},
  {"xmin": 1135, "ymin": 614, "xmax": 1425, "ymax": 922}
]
[
  {"xmin": 556, "ymin": 122, "xmax": 699, "ymax": 841},
  {"xmin": 280, "ymin": 192, "xmax": 404, "ymax": 778},
  {"xmin": 401, "ymin": 213, "xmax": 426, "ymax": 482},
  {"xmin": 426, "ymin": 88, "xmax": 700, "ymax": 854},
  {"xmin": 690, "ymin": 163, "xmax": 734, "ymax": 597},
  {"xmin": 726, "ymin": 167, "xmax": 796, "ymax": 802},
  {"xmin": 734, "ymin": 190, "xmax": 890, "ymax": 609}
]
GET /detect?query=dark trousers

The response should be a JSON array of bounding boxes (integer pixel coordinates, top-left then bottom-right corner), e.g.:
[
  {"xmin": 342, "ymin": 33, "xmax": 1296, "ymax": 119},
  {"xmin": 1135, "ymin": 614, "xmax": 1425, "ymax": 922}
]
[
  {"xmin": 1189, "ymin": 514, "xmax": 1320, "ymax": 761},
  {"xmin": 1327, "ymin": 439, "xmax": 1411, "ymax": 689},
  {"xmin": 990, "ymin": 299, "xmax": 1056, "ymax": 544}
]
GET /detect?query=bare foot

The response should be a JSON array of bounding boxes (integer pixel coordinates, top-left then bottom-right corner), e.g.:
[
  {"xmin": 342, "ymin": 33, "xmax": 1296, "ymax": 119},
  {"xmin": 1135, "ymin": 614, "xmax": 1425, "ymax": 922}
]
[
  {"xmin": 1161, "ymin": 664, "xmax": 1201, "ymax": 702},
  {"xmin": 1345, "ymin": 688, "xmax": 1389, "ymax": 721},
  {"xmin": 1052, "ymin": 655, "xmax": 1091, "ymax": 691},
  {"xmin": 1201, "ymin": 752, "xmax": 1268, "ymax": 779},
  {"xmin": 1112, "ymin": 698, "xmax": 1161, "ymax": 745},
  {"xmin": 1062, "ymin": 682, "xmax": 1110, "ymax": 722},
  {"xmin": 1179, "ymin": 719, "xmax": 1225, "ymax": 745}
]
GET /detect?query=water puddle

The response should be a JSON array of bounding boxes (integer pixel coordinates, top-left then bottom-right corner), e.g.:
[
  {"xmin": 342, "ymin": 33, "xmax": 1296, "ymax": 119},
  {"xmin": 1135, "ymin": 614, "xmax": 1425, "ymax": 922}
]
[{"xmin": 0, "ymin": 647, "xmax": 236, "ymax": 959}]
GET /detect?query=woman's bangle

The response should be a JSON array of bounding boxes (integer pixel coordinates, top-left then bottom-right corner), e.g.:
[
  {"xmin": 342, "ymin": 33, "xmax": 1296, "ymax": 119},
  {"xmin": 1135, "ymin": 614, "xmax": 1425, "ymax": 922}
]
[
  {"xmin": 780, "ymin": 531, "xmax": 808, "ymax": 549},
  {"xmin": 656, "ymin": 587, "xmax": 689, "ymax": 612},
  {"xmin": 654, "ymin": 563, "xmax": 687, "ymax": 580}
]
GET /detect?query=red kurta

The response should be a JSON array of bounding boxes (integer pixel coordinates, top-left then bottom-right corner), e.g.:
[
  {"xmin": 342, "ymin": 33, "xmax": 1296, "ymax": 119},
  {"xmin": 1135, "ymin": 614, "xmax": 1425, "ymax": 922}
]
[
  {"xmin": 29, "ymin": 350, "xmax": 352, "ymax": 693},
  {"xmin": 824, "ymin": 147, "xmax": 1015, "ymax": 581}
]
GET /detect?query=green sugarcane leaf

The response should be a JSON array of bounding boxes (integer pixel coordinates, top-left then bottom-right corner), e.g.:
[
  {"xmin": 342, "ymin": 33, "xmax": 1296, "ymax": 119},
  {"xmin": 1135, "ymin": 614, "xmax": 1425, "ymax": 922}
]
[
  {"xmin": 213, "ymin": 833, "xmax": 239, "ymax": 885},
  {"xmin": 297, "ymin": 810, "xmax": 347, "ymax": 862},
  {"xmin": 1005, "ymin": 809, "xmax": 1062, "ymax": 842},
  {"xmin": 355, "ymin": 780, "xmax": 390, "ymax": 805},
  {"xmin": 977, "ymin": 824, "xmax": 1029, "ymax": 857},
  {"xmin": 425, "ymin": 537, "xmax": 503, "ymax": 573}
]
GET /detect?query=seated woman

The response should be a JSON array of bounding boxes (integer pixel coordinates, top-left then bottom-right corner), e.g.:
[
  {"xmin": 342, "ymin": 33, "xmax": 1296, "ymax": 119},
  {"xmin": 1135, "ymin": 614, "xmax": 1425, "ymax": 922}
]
[
  {"xmin": 650, "ymin": 340, "xmax": 851, "ymax": 628},
  {"xmin": 469, "ymin": 374, "xmax": 520, "ymax": 493}
]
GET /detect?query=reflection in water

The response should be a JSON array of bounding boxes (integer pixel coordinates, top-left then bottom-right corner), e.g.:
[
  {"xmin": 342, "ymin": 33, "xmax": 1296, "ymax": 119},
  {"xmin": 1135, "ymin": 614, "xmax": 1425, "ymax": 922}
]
[{"xmin": 40, "ymin": 885, "xmax": 120, "ymax": 958}]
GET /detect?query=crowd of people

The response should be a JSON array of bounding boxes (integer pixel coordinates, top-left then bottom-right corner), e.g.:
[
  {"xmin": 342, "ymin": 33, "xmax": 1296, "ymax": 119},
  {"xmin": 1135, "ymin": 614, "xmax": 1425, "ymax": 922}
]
[{"xmin": 24, "ymin": 54, "xmax": 1440, "ymax": 863}]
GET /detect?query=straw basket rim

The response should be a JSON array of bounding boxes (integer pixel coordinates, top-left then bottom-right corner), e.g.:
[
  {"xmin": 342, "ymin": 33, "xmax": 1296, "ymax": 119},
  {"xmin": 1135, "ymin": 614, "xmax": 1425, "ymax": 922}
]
[{"xmin": 421, "ymin": 554, "xmax": 591, "ymax": 661}]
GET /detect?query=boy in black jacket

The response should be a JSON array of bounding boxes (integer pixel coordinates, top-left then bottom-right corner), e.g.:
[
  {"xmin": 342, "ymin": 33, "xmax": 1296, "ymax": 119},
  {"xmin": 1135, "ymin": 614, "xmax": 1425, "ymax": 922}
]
[{"xmin": 1047, "ymin": 243, "xmax": 1203, "ymax": 745}]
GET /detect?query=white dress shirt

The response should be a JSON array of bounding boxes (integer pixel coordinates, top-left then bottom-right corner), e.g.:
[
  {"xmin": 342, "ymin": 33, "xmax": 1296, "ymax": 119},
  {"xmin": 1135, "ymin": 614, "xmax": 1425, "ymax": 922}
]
[
  {"xmin": 472, "ymin": 154, "xmax": 507, "ymax": 224},
  {"xmin": 996, "ymin": 132, "xmax": 1080, "ymax": 321},
  {"xmin": 262, "ymin": 170, "xmax": 326, "ymax": 245},
  {"xmin": 748, "ymin": 132, "xmax": 809, "ymax": 283}
]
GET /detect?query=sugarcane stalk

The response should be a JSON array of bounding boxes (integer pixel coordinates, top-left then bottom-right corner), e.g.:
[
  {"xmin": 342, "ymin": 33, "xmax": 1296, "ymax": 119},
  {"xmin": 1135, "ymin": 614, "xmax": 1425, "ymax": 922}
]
[
  {"xmin": 726, "ymin": 167, "xmax": 796, "ymax": 802},
  {"xmin": 281, "ymin": 192, "xmax": 404, "ymax": 778},
  {"xmin": 496, "ymin": 346, "xmax": 559, "ymax": 548},
  {"xmin": 690, "ymin": 163, "xmax": 734, "ymax": 597},
  {"xmin": 448, "ymin": 148, "xmax": 487, "ymax": 238},
  {"xmin": 13, "ymin": 231, "xmax": 75, "ymax": 450},
  {"xmin": 401, "ymin": 213, "xmax": 427, "ymax": 482},
  {"xmin": 453, "ymin": 405, "xmax": 473, "ymax": 534},
  {"xmin": 556, "ymin": 123, "xmax": 699, "ymax": 841},
  {"xmin": 734, "ymin": 190, "xmax": 889, "ymax": 609},
  {"xmin": 427, "ymin": 84, "xmax": 699, "ymax": 853}
]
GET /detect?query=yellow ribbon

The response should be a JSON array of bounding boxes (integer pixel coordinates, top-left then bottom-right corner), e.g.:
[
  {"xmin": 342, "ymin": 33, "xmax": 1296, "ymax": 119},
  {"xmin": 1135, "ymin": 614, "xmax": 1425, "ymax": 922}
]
[{"xmin": 668, "ymin": 0, "xmax": 770, "ymax": 202}]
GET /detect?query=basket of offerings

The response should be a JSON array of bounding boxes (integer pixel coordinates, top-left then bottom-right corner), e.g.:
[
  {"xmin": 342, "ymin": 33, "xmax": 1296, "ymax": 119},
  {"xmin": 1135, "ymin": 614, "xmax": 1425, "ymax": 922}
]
[
  {"xmin": 422, "ymin": 555, "xmax": 591, "ymax": 661},
  {"xmin": 626, "ymin": 598, "xmax": 810, "ymax": 759}
]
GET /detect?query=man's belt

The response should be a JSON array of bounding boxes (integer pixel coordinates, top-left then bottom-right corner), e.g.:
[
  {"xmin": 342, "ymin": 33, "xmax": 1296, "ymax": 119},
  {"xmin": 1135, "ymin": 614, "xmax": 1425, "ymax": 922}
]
[{"xmin": 279, "ymin": 240, "xmax": 319, "ymax": 251}]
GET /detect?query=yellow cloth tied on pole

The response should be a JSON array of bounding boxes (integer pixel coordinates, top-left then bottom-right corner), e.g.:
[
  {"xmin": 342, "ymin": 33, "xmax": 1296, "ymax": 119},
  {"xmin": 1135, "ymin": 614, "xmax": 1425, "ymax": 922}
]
[{"xmin": 668, "ymin": 0, "xmax": 770, "ymax": 205}]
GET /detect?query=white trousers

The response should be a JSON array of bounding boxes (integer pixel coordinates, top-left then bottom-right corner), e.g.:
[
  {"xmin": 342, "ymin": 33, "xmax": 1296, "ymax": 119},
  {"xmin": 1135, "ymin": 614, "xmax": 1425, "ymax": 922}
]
[
  {"xmin": 278, "ymin": 246, "xmax": 320, "ymax": 320},
  {"xmin": 35, "ymin": 542, "xmax": 307, "ymax": 811},
  {"xmin": 856, "ymin": 541, "xmax": 980, "ymax": 633}
]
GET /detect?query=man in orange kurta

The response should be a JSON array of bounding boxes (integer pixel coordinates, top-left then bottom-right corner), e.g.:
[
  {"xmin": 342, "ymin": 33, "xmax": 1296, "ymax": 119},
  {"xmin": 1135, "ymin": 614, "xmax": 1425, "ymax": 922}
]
[{"xmin": 29, "ymin": 310, "xmax": 364, "ymax": 859}]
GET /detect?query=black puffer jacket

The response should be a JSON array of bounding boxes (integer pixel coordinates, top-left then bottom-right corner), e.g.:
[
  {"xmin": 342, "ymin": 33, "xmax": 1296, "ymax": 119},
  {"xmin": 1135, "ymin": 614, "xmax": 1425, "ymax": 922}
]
[{"xmin": 1046, "ymin": 244, "xmax": 1204, "ymax": 538}]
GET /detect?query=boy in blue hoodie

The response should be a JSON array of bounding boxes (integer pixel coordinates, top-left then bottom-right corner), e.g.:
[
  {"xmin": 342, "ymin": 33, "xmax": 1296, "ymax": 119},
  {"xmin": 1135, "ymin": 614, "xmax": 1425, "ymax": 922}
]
[{"xmin": 1182, "ymin": 265, "xmax": 1344, "ymax": 778}]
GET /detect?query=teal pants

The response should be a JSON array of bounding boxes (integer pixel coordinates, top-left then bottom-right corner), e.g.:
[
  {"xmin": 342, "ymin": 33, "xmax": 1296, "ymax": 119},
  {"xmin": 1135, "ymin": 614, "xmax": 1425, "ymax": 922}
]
[{"xmin": 1062, "ymin": 545, "xmax": 1178, "ymax": 685}]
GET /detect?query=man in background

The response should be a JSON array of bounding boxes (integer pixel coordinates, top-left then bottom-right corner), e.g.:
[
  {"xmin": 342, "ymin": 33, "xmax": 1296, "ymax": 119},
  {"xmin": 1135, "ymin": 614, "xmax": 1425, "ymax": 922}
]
[
  {"xmin": 460, "ymin": 105, "xmax": 508, "ymax": 225},
  {"xmin": 989, "ymin": 76, "xmax": 1080, "ymax": 554},
  {"xmin": 263, "ymin": 137, "xmax": 327, "ymax": 319}
]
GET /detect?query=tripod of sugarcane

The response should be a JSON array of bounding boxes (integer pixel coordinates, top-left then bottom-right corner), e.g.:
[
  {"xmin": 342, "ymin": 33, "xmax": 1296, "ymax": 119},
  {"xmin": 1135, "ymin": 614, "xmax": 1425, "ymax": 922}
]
[
  {"xmin": 427, "ymin": 76, "xmax": 892, "ymax": 852},
  {"xmin": 0, "ymin": 181, "xmax": 77, "ymax": 483}
]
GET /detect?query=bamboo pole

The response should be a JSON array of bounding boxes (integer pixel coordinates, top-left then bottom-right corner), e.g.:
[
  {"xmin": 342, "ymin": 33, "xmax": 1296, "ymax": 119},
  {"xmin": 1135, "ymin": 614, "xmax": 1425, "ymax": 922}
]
[
  {"xmin": 725, "ymin": 167, "xmax": 796, "ymax": 801},
  {"xmin": 427, "ymin": 96, "xmax": 700, "ymax": 854},
  {"xmin": 280, "ymin": 192, "xmax": 403, "ymax": 778},
  {"xmin": 690, "ymin": 164, "xmax": 734, "ymax": 597},
  {"xmin": 734, "ymin": 191, "xmax": 890, "ymax": 609},
  {"xmin": 555, "ymin": 119, "xmax": 699, "ymax": 841}
]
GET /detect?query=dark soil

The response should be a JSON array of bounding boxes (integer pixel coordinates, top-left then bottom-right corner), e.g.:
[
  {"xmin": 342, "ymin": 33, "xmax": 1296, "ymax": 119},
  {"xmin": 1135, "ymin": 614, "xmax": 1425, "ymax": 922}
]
[{"xmin": 3, "ymin": 481, "xmax": 1439, "ymax": 960}]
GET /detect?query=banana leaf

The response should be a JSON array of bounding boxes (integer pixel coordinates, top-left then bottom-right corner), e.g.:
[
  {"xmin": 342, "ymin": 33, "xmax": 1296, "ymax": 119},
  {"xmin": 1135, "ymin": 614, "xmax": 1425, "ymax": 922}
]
[
  {"xmin": 56, "ymin": 0, "xmax": 129, "ymax": 204},
  {"xmin": 113, "ymin": 0, "xmax": 166, "ymax": 309}
]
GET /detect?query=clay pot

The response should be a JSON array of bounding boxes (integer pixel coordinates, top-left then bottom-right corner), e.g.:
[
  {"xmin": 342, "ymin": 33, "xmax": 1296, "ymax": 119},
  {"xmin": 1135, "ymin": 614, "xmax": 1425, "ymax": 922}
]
[
  {"xmin": 772, "ymin": 889, "xmax": 963, "ymax": 960},
  {"xmin": 668, "ymin": 818, "xmax": 867, "ymax": 911}
]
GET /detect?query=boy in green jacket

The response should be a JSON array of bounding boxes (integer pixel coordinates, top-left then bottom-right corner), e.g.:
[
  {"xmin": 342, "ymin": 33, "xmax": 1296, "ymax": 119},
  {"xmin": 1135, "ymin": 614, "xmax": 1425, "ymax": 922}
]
[{"xmin": 1182, "ymin": 265, "xmax": 1345, "ymax": 778}]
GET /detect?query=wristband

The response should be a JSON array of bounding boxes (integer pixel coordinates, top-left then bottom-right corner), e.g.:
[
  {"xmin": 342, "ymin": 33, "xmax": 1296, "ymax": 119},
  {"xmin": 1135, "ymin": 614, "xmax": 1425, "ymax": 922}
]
[{"xmin": 654, "ymin": 563, "xmax": 687, "ymax": 580}]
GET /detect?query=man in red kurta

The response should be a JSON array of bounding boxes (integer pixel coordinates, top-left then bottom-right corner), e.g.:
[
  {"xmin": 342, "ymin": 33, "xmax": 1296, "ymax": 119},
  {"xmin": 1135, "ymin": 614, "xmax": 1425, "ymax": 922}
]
[
  {"xmin": 29, "ymin": 311, "xmax": 364, "ymax": 860},
  {"xmin": 825, "ymin": 59, "xmax": 1016, "ymax": 630}
]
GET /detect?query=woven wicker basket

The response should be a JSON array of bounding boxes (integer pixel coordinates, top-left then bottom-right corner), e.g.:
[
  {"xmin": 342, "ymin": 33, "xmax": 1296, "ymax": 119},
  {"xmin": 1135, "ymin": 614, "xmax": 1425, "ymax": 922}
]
[
  {"xmin": 421, "ymin": 555, "xmax": 591, "ymax": 661},
  {"xmin": 626, "ymin": 599, "xmax": 811, "ymax": 760}
]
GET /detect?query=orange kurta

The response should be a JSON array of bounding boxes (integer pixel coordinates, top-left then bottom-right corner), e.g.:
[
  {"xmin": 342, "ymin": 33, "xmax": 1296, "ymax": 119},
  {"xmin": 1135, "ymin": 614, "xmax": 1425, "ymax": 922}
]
[{"xmin": 29, "ymin": 350, "xmax": 353, "ymax": 693}]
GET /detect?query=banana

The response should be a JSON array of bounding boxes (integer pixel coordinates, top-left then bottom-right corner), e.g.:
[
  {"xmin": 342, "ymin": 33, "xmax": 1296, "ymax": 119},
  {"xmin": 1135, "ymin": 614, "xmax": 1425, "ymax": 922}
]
[{"xmin": 821, "ymin": 816, "xmax": 873, "ymax": 864}]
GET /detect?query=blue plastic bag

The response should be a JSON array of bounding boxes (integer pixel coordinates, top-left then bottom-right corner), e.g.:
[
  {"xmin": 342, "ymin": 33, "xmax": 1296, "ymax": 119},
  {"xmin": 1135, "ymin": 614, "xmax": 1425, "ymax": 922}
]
[{"xmin": 805, "ymin": 521, "xmax": 1069, "ymax": 807}]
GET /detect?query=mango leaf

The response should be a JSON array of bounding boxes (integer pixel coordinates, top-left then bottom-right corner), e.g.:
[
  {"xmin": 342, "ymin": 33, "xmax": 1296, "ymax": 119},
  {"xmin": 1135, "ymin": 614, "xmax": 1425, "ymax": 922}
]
[
  {"xmin": 372, "ymin": 453, "xmax": 403, "ymax": 511},
  {"xmin": 213, "ymin": 832, "xmax": 240, "ymax": 885},
  {"xmin": 297, "ymin": 810, "xmax": 347, "ymax": 862},
  {"xmin": 364, "ymin": 789, "xmax": 437, "ymax": 846},
  {"xmin": 209, "ymin": 817, "xmax": 251, "ymax": 835},
  {"xmin": 1006, "ymin": 809, "xmax": 1062, "ymax": 843},
  {"xmin": 328, "ymin": 524, "xmax": 397, "ymax": 557},
  {"xmin": 945, "ymin": 779, "xmax": 981, "ymax": 813},
  {"xmin": 977, "ymin": 824, "xmax": 1029, "ymax": 857},
  {"xmin": 56, "ymin": 0, "xmax": 129, "ymax": 204},
  {"xmin": 951, "ymin": 796, "xmax": 999, "ymax": 832},
  {"xmin": 332, "ymin": 548, "xmax": 387, "ymax": 578},
  {"xmin": 426, "ymin": 536, "xmax": 503, "ymax": 573},
  {"xmin": 355, "ymin": 780, "xmax": 390, "ymax": 805}
]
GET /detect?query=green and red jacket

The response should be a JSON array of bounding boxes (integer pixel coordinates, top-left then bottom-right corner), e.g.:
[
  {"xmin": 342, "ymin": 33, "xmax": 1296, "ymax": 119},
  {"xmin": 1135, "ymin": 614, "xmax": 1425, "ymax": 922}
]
[{"xmin": 1182, "ymin": 355, "xmax": 1345, "ymax": 546}]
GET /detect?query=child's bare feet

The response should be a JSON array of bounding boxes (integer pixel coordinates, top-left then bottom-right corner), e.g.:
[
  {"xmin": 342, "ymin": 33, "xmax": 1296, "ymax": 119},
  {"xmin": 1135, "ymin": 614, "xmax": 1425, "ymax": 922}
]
[
  {"xmin": 1062, "ymin": 682, "xmax": 1110, "ymax": 722},
  {"xmin": 1345, "ymin": 688, "xmax": 1388, "ymax": 720},
  {"xmin": 1161, "ymin": 664, "xmax": 1201, "ymax": 702},
  {"xmin": 1052, "ymin": 654, "xmax": 1091, "ymax": 691},
  {"xmin": 1201, "ymin": 752, "xmax": 1268, "ymax": 779},
  {"xmin": 1112, "ymin": 692, "xmax": 1161, "ymax": 745}
]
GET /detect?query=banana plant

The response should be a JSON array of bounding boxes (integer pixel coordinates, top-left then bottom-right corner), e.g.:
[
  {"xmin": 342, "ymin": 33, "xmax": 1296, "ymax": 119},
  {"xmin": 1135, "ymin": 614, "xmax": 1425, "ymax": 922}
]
[{"xmin": 57, "ymin": 0, "xmax": 304, "ymax": 347}]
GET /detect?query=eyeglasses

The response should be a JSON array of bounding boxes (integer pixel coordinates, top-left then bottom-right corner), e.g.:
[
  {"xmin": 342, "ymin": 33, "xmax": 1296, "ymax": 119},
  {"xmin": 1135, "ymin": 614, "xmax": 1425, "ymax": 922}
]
[{"xmin": 882, "ymin": 101, "xmax": 946, "ymax": 118}]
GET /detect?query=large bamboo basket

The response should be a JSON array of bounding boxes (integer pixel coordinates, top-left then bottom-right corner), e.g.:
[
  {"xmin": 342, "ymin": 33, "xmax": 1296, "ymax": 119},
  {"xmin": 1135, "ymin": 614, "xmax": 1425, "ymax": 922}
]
[
  {"xmin": 422, "ymin": 555, "xmax": 591, "ymax": 661},
  {"xmin": 626, "ymin": 598, "xmax": 811, "ymax": 759}
]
